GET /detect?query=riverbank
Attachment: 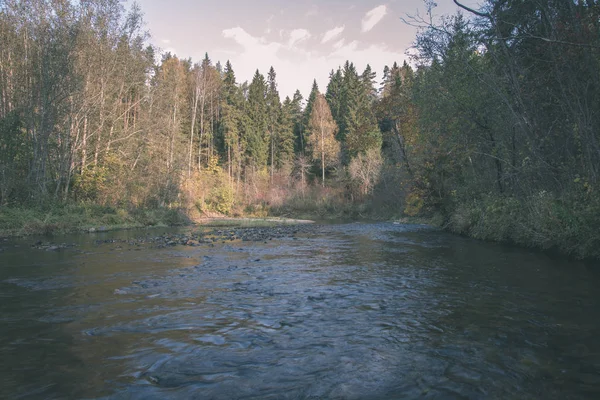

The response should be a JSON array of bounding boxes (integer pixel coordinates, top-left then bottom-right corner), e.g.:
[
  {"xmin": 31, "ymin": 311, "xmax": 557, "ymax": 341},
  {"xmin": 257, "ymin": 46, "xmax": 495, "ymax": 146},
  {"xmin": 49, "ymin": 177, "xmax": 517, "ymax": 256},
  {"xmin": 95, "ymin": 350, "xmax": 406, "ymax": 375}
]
[
  {"xmin": 435, "ymin": 192, "xmax": 600, "ymax": 261},
  {"xmin": 0, "ymin": 204, "xmax": 321, "ymax": 238},
  {"xmin": 0, "ymin": 205, "xmax": 190, "ymax": 237}
]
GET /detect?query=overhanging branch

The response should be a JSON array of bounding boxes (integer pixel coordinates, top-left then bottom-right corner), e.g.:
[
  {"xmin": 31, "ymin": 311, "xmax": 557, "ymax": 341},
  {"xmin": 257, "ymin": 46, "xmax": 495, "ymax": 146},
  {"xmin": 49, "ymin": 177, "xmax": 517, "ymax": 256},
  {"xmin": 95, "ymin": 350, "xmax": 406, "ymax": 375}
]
[{"xmin": 453, "ymin": 0, "xmax": 490, "ymax": 18}]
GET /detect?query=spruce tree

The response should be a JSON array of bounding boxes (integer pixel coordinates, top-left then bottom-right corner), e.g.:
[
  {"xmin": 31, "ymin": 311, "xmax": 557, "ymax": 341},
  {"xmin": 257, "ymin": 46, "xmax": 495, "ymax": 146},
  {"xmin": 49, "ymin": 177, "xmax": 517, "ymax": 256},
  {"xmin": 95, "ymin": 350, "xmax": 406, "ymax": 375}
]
[
  {"xmin": 219, "ymin": 61, "xmax": 245, "ymax": 183},
  {"xmin": 278, "ymin": 97, "xmax": 296, "ymax": 168},
  {"xmin": 325, "ymin": 68, "xmax": 343, "ymax": 132},
  {"xmin": 291, "ymin": 90, "xmax": 305, "ymax": 154},
  {"xmin": 246, "ymin": 69, "xmax": 268, "ymax": 168},
  {"xmin": 266, "ymin": 66, "xmax": 282, "ymax": 179},
  {"xmin": 304, "ymin": 79, "xmax": 319, "ymax": 130}
]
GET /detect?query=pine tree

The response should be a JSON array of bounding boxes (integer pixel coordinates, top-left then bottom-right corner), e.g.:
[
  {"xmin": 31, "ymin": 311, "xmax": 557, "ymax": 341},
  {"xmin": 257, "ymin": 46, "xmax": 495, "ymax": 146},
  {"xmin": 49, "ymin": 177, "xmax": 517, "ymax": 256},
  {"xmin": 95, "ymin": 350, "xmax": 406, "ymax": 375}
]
[
  {"xmin": 223, "ymin": 60, "xmax": 237, "ymax": 102},
  {"xmin": 304, "ymin": 79, "xmax": 319, "ymax": 135},
  {"xmin": 291, "ymin": 90, "xmax": 305, "ymax": 154},
  {"xmin": 381, "ymin": 65, "xmax": 390, "ymax": 96},
  {"xmin": 278, "ymin": 97, "xmax": 296, "ymax": 168},
  {"xmin": 326, "ymin": 68, "xmax": 343, "ymax": 132},
  {"xmin": 360, "ymin": 64, "xmax": 377, "ymax": 103},
  {"xmin": 219, "ymin": 60, "xmax": 245, "ymax": 183},
  {"xmin": 339, "ymin": 61, "xmax": 360, "ymax": 142},
  {"xmin": 246, "ymin": 69, "xmax": 268, "ymax": 168},
  {"xmin": 266, "ymin": 66, "xmax": 282, "ymax": 179},
  {"xmin": 340, "ymin": 63, "xmax": 382, "ymax": 158}
]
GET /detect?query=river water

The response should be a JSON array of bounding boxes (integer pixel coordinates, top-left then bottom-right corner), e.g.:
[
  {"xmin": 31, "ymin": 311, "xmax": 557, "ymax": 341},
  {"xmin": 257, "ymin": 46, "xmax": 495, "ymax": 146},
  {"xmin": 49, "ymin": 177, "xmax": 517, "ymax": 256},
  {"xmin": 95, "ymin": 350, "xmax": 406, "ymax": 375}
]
[{"xmin": 0, "ymin": 222, "xmax": 599, "ymax": 399}]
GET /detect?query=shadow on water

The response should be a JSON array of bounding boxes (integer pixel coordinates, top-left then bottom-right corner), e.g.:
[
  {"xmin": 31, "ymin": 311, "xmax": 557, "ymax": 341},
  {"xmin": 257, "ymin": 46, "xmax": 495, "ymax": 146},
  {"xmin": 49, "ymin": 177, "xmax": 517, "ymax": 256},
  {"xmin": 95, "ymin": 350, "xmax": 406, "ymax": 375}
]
[{"xmin": 0, "ymin": 223, "xmax": 599, "ymax": 399}]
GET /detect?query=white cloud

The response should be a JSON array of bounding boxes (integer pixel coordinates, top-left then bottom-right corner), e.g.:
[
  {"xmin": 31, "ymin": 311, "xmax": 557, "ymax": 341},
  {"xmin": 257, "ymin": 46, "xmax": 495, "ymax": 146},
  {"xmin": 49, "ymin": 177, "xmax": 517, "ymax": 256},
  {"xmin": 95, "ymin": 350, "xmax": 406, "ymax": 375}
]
[
  {"xmin": 306, "ymin": 5, "xmax": 318, "ymax": 17},
  {"xmin": 288, "ymin": 29, "xmax": 311, "ymax": 47},
  {"xmin": 333, "ymin": 39, "xmax": 345, "ymax": 50},
  {"xmin": 223, "ymin": 27, "xmax": 263, "ymax": 49},
  {"xmin": 265, "ymin": 15, "xmax": 274, "ymax": 34},
  {"xmin": 361, "ymin": 5, "xmax": 388, "ymax": 33},
  {"xmin": 322, "ymin": 26, "xmax": 345, "ymax": 44},
  {"xmin": 220, "ymin": 26, "xmax": 404, "ymax": 99},
  {"xmin": 161, "ymin": 39, "xmax": 171, "ymax": 44}
]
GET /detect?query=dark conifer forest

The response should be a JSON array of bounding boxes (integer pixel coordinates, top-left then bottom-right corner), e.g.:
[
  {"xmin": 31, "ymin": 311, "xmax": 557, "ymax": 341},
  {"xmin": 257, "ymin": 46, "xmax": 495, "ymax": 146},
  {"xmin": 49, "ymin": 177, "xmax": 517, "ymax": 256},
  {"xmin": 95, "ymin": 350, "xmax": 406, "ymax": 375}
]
[{"xmin": 1, "ymin": 0, "xmax": 599, "ymax": 259}]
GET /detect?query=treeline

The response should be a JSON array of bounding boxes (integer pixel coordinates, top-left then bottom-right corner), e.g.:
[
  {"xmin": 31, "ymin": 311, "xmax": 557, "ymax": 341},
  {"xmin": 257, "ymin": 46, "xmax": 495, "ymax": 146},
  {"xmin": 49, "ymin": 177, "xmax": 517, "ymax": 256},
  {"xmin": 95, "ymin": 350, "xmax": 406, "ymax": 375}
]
[
  {"xmin": 1, "ymin": 0, "xmax": 599, "ymax": 258},
  {"xmin": 403, "ymin": 0, "xmax": 600, "ymax": 258},
  {"xmin": 0, "ymin": 0, "xmax": 391, "ymax": 215}
]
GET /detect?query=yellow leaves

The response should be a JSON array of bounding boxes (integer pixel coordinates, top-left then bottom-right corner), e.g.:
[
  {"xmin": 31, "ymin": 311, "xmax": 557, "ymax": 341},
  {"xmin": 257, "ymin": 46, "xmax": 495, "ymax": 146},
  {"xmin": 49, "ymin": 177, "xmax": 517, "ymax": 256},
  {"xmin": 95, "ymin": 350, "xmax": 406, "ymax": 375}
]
[
  {"xmin": 574, "ymin": 176, "xmax": 593, "ymax": 193},
  {"xmin": 72, "ymin": 166, "xmax": 108, "ymax": 202},
  {"xmin": 307, "ymin": 94, "xmax": 340, "ymax": 167},
  {"xmin": 205, "ymin": 155, "xmax": 220, "ymax": 174},
  {"xmin": 404, "ymin": 190, "xmax": 425, "ymax": 216}
]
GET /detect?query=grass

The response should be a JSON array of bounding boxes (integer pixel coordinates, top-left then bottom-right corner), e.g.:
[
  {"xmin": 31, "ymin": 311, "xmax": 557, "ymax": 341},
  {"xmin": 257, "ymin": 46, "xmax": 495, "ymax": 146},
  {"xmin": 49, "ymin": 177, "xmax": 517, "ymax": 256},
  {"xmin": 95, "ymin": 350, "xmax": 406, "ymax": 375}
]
[
  {"xmin": 443, "ymin": 191, "xmax": 600, "ymax": 260},
  {"xmin": 0, "ymin": 203, "xmax": 190, "ymax": 237},
  {"xmin": 268, "ymin": 185, "xmax": 384, "ymax": 222}
]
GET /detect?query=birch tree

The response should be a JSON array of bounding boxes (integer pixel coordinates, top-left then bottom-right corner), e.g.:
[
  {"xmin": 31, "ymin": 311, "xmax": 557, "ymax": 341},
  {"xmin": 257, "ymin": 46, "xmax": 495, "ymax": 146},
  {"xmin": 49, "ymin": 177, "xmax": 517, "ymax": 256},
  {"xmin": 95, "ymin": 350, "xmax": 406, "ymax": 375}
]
[{"xmin": 307, "ymin": 93, "xmax": 340, "ymax": 186}]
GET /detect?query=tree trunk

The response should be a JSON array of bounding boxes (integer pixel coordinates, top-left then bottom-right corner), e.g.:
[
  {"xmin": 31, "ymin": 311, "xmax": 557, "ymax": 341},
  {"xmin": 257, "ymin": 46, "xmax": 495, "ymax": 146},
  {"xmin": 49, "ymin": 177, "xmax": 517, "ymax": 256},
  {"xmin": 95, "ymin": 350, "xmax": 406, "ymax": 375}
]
[
  {"xmin": 189, "ymin": 84, "xmax": 199, "ymax": 177},
  {"xmin": 321, "ymin": 127, "xmax": 325, "ymax": 187}
]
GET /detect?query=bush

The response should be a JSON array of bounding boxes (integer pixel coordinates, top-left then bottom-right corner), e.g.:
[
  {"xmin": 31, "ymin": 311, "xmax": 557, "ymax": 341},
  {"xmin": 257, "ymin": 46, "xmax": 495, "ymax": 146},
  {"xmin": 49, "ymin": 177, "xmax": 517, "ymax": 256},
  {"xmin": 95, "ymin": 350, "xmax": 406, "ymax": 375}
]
[
  {"xmin": 444, "ymin": 190, "xmax": 600, "ymax": 260},
  {"xmin": 72, "ymin": 167, "xmax": 108, "ymax": 202},
  {"xmin": 208, "ymin": 185, "xmax": 235, "ymax": 215},
  {"xmin": 190, "ymin": 169, "xmax": 236, "ymax": 216}
]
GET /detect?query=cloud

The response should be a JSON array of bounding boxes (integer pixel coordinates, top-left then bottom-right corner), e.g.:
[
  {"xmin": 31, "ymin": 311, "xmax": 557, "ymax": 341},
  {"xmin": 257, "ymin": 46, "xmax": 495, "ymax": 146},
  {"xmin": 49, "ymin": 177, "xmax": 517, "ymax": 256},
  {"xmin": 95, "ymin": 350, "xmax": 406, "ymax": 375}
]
[
  {"xmin": 322, "ymin": 26, "xmax": 345, "ymax": 44},
  {"xmin": 220, "ymin": 26, "xmax": 404, "ymax": 99},
  {"xmin": 305, "ymin": 5, "xmax": 318, "ymax": 17},
  {"xmin": 223, "ymin": 27, "xmax": 261, "ymax": 48},
  {"xmin": 288, "ymin": 29, "xmax": 311, "ymax": 47},
  {"xmin": 265, "ymin": 15, "xmax": 274, "ymax": 34},
  {"xmin": 361, "ymin": 5, "xmax": 388, "ymax": 33},
  {"xmin": 333, "ymin": 39, "xmax": 345, "ymax": 50},
  {"xmin": 161, "ymin": 39, "xmax": 171, "ymax": 44}
]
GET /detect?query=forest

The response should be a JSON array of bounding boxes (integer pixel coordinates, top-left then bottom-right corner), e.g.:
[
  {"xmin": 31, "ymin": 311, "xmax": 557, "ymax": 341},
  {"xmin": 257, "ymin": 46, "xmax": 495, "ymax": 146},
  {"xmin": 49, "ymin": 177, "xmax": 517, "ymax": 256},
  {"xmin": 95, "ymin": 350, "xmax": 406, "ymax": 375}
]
[{"xmin": 1, "ymin": 0, "xmax": 599, "ymax": 259}]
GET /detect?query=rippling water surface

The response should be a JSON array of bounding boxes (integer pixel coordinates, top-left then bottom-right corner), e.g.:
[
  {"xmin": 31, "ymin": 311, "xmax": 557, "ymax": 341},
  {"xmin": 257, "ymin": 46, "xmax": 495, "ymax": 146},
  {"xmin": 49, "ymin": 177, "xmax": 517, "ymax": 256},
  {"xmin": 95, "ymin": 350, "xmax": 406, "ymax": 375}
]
[{"xmin": 1, "ymin": 223, "xmax": 599, "ymax": 399}]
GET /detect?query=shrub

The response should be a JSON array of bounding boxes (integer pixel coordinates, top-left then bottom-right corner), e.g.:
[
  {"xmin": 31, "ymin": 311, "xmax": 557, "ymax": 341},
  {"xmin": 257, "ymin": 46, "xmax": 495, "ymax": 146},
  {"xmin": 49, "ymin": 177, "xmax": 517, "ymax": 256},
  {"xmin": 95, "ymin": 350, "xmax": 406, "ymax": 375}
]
[{"xmin": 208, "ymin": 184, "xmax": 235, "ymax": 215}]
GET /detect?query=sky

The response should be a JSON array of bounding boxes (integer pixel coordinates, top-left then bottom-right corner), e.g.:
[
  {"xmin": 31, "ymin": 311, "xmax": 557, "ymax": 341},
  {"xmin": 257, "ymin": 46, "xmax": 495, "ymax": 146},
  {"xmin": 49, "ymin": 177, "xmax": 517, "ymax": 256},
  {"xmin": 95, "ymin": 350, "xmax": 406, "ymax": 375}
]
[{"xmin": 127, "ymin": 0, "xmax": 479, "ymax": 99}]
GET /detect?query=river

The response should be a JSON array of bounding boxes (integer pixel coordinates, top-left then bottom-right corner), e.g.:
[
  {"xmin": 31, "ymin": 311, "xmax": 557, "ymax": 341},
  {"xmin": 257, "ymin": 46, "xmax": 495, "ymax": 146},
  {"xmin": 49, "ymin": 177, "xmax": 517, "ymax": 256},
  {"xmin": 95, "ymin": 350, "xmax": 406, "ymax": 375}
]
[{"xmin": 1, "ymin": 222, "xmax": 599, "ymax": 399}]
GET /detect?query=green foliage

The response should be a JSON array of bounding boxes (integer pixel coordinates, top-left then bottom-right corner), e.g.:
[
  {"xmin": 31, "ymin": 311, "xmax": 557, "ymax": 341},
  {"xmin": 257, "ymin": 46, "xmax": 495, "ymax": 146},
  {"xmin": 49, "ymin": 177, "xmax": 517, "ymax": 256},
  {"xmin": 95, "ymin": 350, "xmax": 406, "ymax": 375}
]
[
  {"xmin": 0, "ymin": 203, "xmax": 188, "ymax": 236},
  {"xmin": 246, "ymin": 70, "xmax": 269, "ymax": 168},
  {"xmin": 2, "ymin": 0, "xmax": 598, "ymax": 260},
  {"xmin": 277, "ymin": 98, "xmax": 296, "ymax": 167},
  {"xmin": 404, "ymin": 191, "xmax": 425, "ymax": 217},
  {"xmin": 72, "ymin": 167, "xmax": 108, "ymax": 202},
  {"xmin": 208, "ymin": 185, "xmax": 235, "ymax": 215},
  {"xmin": 195, "ymin": 170, "xmax": 235, "ymax": 215},
  {"xmin": 291, "ymin": 90, "xmax": 305, "ymax": 154},
  {"xmin": 445, "ymin": 190, "xmax": 600, "ymax": 260},
  {"xmin": 0, "ymin": 111, "xmax": 30, "ymax": 204}
]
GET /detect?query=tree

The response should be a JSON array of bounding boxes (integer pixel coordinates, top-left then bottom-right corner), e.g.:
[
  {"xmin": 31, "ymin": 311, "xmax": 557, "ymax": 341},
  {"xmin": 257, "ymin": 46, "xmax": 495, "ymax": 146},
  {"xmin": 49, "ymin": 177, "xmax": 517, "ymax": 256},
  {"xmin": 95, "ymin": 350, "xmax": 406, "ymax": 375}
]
[
  {"xmin": 219, "ymin": 60, "xmax": 245, "ymax": 186},
  {"xmin": 291, "ymin": 90, "xmax": 304, "ymax": 154},
  {"xmin": 341, "ymin": 63, "xmax": 382, "ymax": 158},
  {"xmin": 349, "ymin": 148, "xmax": 383, "ymax": 196},
  {"xmin": 303, "ymin": 79, "xmax": 319, "ymax": 142},
  {"xmin": 246, "ymin": 69, "xmax": 268, "ymax": 168},
  {"xmin": 277, "ymin": 97, "xmax": 296, "ymax": 169},
  {"xmin": 325, "ymin": 68, "xmax": 343, "ymax": 128},
  {"xmin": 266, "ymin": 66, "xmax": 282, "ymax": 180},
  {"xmin": 307, "ymin": 93, "xmax": 340, "ymax": 186},
  {"xmin": 376, "ymin": 61, "xmax": 417, "ymax": 176}
]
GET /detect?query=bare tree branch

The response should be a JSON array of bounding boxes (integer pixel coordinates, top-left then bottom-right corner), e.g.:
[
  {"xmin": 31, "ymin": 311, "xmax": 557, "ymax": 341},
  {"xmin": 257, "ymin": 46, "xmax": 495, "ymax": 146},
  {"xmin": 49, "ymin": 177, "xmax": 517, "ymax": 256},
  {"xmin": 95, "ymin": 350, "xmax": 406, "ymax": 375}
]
[{"xmin": 453, "ymin": 0, "xmax": 489, "ymax": 18}]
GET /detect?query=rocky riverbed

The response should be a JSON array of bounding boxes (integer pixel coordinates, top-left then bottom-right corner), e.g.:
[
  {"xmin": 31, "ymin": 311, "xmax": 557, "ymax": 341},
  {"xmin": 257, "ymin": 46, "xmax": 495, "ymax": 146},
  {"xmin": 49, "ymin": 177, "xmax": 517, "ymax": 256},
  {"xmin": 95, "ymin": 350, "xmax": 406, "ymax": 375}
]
[{"xmin": 28, "ymin": 223, "xmax": 321, "ymax": 252}]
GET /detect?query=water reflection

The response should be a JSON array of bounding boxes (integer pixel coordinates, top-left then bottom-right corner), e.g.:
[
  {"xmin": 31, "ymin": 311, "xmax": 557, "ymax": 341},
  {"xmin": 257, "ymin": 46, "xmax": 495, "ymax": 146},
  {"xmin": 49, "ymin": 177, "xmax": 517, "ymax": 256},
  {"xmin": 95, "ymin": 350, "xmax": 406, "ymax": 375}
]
[{"xmin": 0, "ymin": 223, "xmax": 599, "ymax": 399}]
